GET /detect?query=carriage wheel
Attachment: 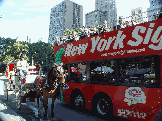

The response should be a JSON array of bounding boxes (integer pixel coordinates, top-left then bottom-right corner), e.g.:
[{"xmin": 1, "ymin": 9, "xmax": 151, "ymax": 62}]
[
  {"xmin": 15, "ymin": 90, "xmax": 21, "ymax": 109},
  {"xmin": 4, "ymin": 81, "xmax": 8, "ymax": 101}
]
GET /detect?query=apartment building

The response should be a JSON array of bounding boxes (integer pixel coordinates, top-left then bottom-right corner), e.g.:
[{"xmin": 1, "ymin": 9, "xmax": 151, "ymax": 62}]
[
  {"xmin": 85, "ymin": 10, "xmax": 106, "ymax": 27},
  {"xmin": 147, "ymin": 0, "xmax": 162, "ymax": 21},
  {"xmin": 48, "ymin": 0, "xmax": 83, "ymax": 44},
  {"xmin": 131, "ymin": 7, "xmax": 143, "ymax": 24},
  {"xmin": 85, "ymin": 0, "xmax": 117, "ymax": 31}
]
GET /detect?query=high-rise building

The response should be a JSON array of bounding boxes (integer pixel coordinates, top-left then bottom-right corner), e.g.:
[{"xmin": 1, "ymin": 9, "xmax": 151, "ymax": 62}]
[
  {"xmin": 85, "ymin": 0, "xmax": 117, "ymax": 31},
  {"xmin": 48, "ymin": 0, "xmax": 83, "ymax": 44},
  {"xmin": 131, "ymin": 7, "xmax": 143, "ymax": 24},
  {"xmin": 147, "ymin": 0, "xmax": 162, "ymax": 21},
  {"xmin": 85, "ymin": 10, "xmax": 106, "ymax": 27}
]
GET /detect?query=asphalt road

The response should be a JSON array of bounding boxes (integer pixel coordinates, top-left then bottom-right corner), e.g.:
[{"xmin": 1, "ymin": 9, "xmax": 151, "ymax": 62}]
[
  {"xmin": 0, "ymin": 77, "xmax": 131, "ymax": 121},
  {"xmin": 0, "ymin": 94, "xmax": 133, "ymax": 121}
]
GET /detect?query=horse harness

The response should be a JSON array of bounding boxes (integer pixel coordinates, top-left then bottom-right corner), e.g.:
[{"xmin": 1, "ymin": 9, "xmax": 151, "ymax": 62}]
[{"xmin": 37, "ymin": 67, "xmax": 60, "ymax": 92}]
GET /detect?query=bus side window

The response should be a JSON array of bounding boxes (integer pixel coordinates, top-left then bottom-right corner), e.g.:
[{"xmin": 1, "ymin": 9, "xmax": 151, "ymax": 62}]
[
  {"xmin": 118, "ymin": 56, "xmax": 157, "ymax": 87},
  {"xmin": 90, "ymin": 61, "xmax": 102, "ymax": 83},
  {"xmin": 70, "ymin": 63, "xmax": 87, "ymax": 83},
  {"xmin": 70, "ymin": 63, "xmax": 79, "ymax": 82},
  {"xmin": 101, "ymin": 60, "xmax": 115, "ymax": 83},
  {"xmin": 78, "ymin": 62, "xmax": 87, "ymax": 82},
  {"xmin": 90, "ymin": 60, "xmax": 115, "ymax": 84}
]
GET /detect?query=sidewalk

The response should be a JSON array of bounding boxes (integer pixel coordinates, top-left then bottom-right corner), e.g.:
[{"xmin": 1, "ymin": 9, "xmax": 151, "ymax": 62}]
[
  {"xmin": 0, "ymin": 100, "xmax": 26, "ymax": 121},
  {"xmin": 0, "ymin": 76, "xmax": 11, "ymax": 95},
  {"xmin": 0, "ymin": 76, "xmax": 9, "ymax": 82},
  {"xmin": 0, "ymin": 76, "xmax": 8, "ymax": 95},
  {"xmin": 0, "ymin": 76, "xmax": 25, "ymax": 121}
]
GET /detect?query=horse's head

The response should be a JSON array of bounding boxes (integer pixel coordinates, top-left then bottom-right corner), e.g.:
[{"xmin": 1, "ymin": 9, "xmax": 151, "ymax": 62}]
[{"xmin": 53, "ymin": 62, "xmax": 65, "ymax": 85}]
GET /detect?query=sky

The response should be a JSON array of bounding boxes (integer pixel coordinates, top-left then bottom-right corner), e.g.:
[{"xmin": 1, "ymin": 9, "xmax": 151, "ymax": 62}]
[{"xmin": 0, "ymin": 0, "xmax": 150, "ymax": 43}]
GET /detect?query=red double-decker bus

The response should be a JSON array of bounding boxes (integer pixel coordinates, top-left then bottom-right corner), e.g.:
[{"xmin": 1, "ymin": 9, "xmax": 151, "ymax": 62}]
[{"xmin": 54, "ymin": 18, "xmax": 162, "ymax": 121}]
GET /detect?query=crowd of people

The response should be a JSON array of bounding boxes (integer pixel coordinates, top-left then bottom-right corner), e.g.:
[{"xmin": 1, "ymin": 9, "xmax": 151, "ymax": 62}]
[
  {"xmin": 56, "ymin": 24, "xmax": 111, "ymax": 46},
  {"xmin": 56, "ymin": 12, "xmax": 162, "ymax": 46}
]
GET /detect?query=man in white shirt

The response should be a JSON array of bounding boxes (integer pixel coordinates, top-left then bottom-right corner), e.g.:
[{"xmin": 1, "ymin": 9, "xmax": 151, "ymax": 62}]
[{"xmin": 17, "ymin": 54, "xmax": 29, "ymax": 86}]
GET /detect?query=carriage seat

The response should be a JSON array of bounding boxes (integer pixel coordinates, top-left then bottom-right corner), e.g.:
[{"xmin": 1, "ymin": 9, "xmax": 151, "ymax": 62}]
[{"xmin": 25, "ymin": 75, "xmax": 39, "ymax": 83}]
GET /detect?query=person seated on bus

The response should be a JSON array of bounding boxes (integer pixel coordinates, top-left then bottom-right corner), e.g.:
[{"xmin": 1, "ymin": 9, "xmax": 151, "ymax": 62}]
[{"xmin": 17, "ymin": 54, "xmax": 29, "ymax": 87}]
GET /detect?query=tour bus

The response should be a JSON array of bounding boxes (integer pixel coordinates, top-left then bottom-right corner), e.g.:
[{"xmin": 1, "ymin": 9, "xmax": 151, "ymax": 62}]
[{"xmin": 54, "ymin": 18, "xmax": 162, "ymax": 121}]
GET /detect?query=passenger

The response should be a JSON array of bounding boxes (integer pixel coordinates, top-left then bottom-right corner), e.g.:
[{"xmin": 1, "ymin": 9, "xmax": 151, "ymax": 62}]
[{"xmin": 17, "ymin": 54, "xmax": 29, "ymax": 87}]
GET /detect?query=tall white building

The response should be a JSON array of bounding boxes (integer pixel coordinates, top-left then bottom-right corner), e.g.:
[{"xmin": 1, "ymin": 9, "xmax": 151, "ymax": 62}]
[
  {"xmin": 48, "ymin": 0, "xmax": 83, "ymax": 44},
  {"xmin": 85, "ymin": 0, "xmax": 117, "ymax": 30},
  {"xmin": 147, "ymin": 0, "xmax": 162, "ymax": 21},
  {"xmin": 131, "ymin": 7, "xmax": 143, "ymax": 24},
  {"xmin": 85, "ymin": 10, "xmax": 106, "ymax": 27}
]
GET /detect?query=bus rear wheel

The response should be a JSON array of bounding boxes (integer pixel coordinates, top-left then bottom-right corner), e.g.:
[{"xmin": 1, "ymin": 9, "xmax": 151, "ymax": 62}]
[{"xmin": 95, "ymin": 97, "xmax": 113, "ymax": 117}]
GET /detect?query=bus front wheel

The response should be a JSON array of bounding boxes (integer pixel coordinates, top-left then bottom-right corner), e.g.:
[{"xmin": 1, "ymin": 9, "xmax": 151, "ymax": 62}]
[
  {"xmin": 95, "ymin": 97, "xmax": 113, "ymax": 117},
  {"xmin": 71, "ymin": 92, "xmax": 85, "ymax": 109}
]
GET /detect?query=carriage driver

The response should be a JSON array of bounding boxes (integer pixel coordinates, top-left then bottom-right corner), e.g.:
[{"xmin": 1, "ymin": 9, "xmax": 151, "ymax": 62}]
[{"xmin": 17, "ymin": 54, "xmax": 29, "ymax": 86}]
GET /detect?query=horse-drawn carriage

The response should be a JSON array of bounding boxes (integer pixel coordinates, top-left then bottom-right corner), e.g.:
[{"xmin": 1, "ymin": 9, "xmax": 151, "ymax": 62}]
[
  {"xmin": 4, "ymin": 65, "xmax": 41, "ymax": 109},
  {"xmin": 4, "ymin": 62, "xmax": 66, "ymax": 120}
]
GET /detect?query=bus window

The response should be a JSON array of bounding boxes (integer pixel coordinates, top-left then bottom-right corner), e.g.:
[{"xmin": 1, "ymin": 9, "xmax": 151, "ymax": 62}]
[
  {"xmin": 78, "ymin": 63, "xmax": 87, "ymax": 82},
  {"xmin": 90, "ymin": 61, "xmax": 102, "ymax": 83},
  {"xmin": 118, "ymin": 56, "xmax": 157, "ymax": 86},
  {"xmin": 70, "ymin": 62, "xmax": 87, "ymax": 82},
  {"xmin": 101, "ymin": 60, "xmax": 115, "ymax": 83},
  {"xmin": 90, "ymin": 60, "xmax": 115, "ymax": 84},
  {"xmin": 70, "ymin": 63, "xmax": 78, "ymax": 82}
]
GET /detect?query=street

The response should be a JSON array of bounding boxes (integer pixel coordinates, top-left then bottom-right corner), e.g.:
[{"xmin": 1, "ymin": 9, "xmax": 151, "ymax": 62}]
[{"xmin": 0, "ymin": 77, "xmax": 131, "ymax": 121}]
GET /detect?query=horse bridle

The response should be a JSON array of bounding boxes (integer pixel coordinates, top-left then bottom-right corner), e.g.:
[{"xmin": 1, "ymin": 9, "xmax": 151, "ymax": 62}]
[{"xmin": 50, "ymin": 66, "xmax": 64, "ymax": 87}]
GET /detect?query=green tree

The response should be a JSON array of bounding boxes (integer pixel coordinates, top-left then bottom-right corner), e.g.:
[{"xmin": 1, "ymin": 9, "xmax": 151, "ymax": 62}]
[
  {"xmin": 75, "ymin": 27, "xmax": 83, "ymax": 36},
  {"xmin": 3, "ymin": 42, "xmax": 29, "ymax": 65},
  {"xmin": 27, "ymin": 41, "xmax": 54, "ymax": 75},
  {"xmin": 0, "ymin": 37, "xmax": 16, "ymax": 72},
  {"xmin": 0, "ymin": 36, "xmax": 54, "ymax": 74},
  {"xmin": 64, "ymin": 28, "xmax": 73, "ymax": 37}
]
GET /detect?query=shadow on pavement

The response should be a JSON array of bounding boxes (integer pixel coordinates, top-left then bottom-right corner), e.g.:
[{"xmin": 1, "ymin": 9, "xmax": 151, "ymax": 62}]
[{"xmin": 58, "ymin": 101, "xmax": 132, "ymax": 121}]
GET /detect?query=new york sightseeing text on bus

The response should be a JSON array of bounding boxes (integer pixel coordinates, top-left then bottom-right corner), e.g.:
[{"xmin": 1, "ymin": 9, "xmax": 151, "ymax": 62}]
[{"xmin": 54, "ymin": 18, "xmax": 162, "ymax": 121}]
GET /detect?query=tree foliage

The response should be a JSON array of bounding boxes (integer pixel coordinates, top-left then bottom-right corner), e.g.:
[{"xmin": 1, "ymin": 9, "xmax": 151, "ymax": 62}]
[
  {"xmin": 27, "ymin": 41, "xmax": 54, "ymax": 75},
  {"xmin": 3, "ymin": 42, "xmax": 29, "ymax": 64},
  {"xmin": 0, "ymin": 37, "xmax": 54, "ymax": 74}
]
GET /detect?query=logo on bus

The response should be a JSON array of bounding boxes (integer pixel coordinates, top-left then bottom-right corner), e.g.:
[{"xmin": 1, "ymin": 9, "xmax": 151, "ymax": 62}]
[{"xmin": 124, "ymin": 87, "xmax": 146, "ymax": 106}]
